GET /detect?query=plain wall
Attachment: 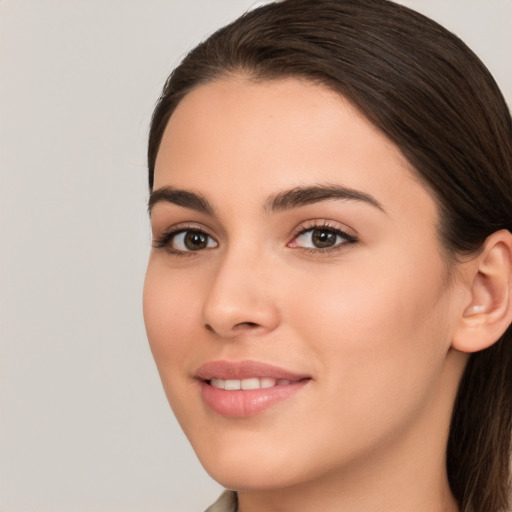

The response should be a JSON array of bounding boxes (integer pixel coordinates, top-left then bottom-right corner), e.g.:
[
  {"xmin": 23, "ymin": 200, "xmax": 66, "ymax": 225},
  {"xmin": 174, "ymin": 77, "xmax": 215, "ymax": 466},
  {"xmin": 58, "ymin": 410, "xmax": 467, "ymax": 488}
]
[{"xmin": 1, "ymin": 1, "xmax": 510, "ymax": 511}]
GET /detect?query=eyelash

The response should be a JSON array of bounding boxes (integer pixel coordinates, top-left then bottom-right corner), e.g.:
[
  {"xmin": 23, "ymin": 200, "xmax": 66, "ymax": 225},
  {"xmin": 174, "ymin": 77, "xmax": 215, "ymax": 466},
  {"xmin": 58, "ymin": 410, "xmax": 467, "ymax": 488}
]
[
  {"xmin": 152, "ymin": 224, "xmax": 217, "ymax": 256},
  {"xmin": 152, "ymin": 221, "xmax": 357, "ymax": 256},
  {"xmin": 290, "ymin": 221, "xmax": 358, "ymax": 254}
]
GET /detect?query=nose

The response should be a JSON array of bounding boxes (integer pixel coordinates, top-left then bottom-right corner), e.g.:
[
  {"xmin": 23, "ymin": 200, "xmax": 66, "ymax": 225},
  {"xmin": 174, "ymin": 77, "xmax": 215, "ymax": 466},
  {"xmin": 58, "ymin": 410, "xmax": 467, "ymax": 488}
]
[{"xmin": 202, "ymin": 252, "xmax": 280, "ymax": 339}]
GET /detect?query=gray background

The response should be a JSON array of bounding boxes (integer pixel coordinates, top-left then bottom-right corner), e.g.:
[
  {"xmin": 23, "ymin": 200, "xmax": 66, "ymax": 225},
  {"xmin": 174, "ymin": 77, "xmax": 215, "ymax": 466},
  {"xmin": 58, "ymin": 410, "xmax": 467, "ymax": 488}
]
[{"xmin": 1, "ymin": 1, "xmax": 510, "ymax": 511}]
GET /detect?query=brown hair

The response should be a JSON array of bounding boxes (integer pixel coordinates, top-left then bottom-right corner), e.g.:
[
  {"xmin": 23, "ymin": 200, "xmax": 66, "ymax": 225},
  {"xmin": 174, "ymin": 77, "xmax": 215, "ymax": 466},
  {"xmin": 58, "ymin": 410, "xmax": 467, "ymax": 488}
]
[{"xmin": 147, "ymin": 1, "xmax": 512, "ymax": 510}]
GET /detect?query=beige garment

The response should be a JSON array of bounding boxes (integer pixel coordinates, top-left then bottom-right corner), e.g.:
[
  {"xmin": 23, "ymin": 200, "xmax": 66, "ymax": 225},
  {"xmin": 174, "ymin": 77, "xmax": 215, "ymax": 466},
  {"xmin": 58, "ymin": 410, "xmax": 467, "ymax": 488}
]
[{"xmin": 204, "ymin": 490, "xmax": 237, "ymax": 512}]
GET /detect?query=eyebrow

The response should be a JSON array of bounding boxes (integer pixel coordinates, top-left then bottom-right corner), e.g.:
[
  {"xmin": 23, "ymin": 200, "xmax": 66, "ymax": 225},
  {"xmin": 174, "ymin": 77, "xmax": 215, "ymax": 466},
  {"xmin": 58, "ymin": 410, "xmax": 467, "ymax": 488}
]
[
  {"xmin": 148, "ymin": 183, "xmax": 384, "ymax": 216},
  {"xmin": 265, "ymin": 184, "xmax": 385, "ymax": 213},
  {"xmin": 148, "ymin": 186, "xmax": 214, "ymax": 215}
]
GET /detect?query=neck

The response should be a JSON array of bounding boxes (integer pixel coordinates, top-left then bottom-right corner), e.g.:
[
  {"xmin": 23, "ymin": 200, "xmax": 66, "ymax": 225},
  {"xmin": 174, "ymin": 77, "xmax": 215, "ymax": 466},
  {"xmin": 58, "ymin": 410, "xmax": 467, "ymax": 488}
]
[
  {"xmin": 237, "ymin": 439, "xmax": 459, "ymax": 512},
  {"xmin": 237, "ymin": 448, "xmax": 458, "ymax": 512}
]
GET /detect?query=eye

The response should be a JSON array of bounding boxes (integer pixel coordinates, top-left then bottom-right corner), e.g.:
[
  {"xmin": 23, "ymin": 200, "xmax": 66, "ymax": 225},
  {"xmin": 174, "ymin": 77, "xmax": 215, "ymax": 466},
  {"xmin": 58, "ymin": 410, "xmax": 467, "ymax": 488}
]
[
  {"xmin": 172, "ymin": 230, "xmax": 217, "ymax": 251},
  {"xmin": 289, "ymin": 224, "xmax": 357, "ymax": 251},
  {"xmin": 153, "ymin": 228, "xmax": 218, "ymax": 253}
]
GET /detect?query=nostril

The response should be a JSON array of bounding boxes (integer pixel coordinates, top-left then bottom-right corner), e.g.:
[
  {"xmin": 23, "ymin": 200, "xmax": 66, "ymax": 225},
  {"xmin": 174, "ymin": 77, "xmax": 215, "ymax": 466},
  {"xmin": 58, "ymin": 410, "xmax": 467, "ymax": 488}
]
[
  {"xmin": 204, "ymin": 322, "xmax": 259, "ymax": 332},
  {"xmin": 234, "ymin": 322, "xmax": 259, "ymax": 329},
  {"xmin": 203, "ymin": 321, "xmax": 261, "ymax": 336},
  {"xmin": 204, "ymin": 320, "xmax": 262, "ymax": 337}
]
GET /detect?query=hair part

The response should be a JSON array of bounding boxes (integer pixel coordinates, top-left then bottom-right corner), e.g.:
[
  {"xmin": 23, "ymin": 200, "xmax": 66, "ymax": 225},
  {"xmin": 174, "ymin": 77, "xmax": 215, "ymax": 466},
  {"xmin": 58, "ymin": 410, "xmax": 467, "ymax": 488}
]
[{"xmin": 148, "ymin": 1, "xmax": 512, "ymax": 510}]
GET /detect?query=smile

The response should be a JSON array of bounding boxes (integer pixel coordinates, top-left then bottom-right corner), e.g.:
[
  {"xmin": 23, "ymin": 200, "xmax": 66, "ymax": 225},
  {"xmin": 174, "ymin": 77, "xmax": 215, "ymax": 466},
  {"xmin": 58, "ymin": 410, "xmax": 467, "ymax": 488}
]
[
  {"xmin": 195, "ymin": 360, "xmax": 311, "ymax": 417},
  {"xmin": 210, "ymin": 377, "xmax": 293, "ymax": 390}
]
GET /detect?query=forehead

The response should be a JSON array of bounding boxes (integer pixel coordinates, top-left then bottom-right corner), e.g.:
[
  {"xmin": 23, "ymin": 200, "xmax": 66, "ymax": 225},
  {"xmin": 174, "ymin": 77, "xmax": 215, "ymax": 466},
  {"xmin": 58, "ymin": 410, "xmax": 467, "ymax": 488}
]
[{"xmin": 154, "ymin": 76, "xmax": 435, "ymax": 222}]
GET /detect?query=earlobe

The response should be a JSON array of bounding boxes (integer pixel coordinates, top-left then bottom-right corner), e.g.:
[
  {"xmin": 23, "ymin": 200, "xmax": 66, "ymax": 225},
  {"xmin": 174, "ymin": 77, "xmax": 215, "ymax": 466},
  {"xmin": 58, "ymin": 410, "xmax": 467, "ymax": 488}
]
[{"xmin": 452, "ymin": 230, "xmax": 512, "ymax": 353}]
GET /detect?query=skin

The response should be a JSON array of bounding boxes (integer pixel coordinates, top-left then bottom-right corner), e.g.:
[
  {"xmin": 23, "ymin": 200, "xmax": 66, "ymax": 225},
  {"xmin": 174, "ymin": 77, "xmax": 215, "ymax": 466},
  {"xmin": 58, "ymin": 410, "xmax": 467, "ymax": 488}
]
[{"xmin": 143, "ymin": 76, "xmax": 468, "ymax": 512}]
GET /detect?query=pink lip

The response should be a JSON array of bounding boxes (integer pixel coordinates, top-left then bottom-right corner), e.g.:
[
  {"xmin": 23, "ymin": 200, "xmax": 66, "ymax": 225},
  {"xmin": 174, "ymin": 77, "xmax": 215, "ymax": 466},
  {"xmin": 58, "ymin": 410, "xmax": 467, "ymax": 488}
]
[
  {"xmin": 195, "ymin": 360, "xmax": 311, "ymax": 418},
  {"xmin": 195, "ymin": 360, "xmax": 309, "ymax": 381}
]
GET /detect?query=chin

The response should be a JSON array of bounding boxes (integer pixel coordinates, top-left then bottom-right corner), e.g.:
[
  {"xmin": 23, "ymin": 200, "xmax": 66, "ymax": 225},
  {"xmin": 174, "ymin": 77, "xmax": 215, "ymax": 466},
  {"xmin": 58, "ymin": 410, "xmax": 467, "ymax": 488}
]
[
  {"xmin": 201, "ymin": 458, "xmax": 302, "ymax": 492},
  {"xmin": 189, "ymin": 427, "xmax": 332, "ymax": 492}
]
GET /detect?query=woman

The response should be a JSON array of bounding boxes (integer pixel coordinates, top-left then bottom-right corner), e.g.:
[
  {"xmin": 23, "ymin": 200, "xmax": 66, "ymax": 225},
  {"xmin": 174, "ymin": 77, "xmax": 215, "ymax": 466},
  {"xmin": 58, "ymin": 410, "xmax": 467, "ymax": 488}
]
[{"xmin": 143, "ymin": 1, "xmax": 512, "ymax": 511}]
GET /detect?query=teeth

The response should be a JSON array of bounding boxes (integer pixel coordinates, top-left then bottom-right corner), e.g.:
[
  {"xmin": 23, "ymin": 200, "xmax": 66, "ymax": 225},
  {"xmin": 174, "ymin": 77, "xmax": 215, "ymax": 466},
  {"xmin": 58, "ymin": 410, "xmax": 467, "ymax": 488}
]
[
  {"xmin": 210, "ymin": 378, "xmax": 225, "ymax": 389},
  {"xmin": 210, "ymin": 377, "xmax": 290, "ymax": 390},
  {"xmin": 224, "ymin": 379, "xmax": 241, "ymax": 391},
  {"xmin": 241, "ymin": 378, "xmax": 260, "ymax": 390},
  {"xmin": 260, "ymin": 377, "xmax": 276, "ymax": 388}
]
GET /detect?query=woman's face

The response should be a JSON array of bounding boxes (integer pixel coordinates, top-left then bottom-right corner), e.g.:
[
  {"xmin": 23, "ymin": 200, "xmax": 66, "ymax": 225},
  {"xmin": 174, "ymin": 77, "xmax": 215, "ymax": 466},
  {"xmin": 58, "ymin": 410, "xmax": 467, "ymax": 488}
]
[{"xmin": 144, "ymin": 77, "xmax": 466, "ymax": 492}]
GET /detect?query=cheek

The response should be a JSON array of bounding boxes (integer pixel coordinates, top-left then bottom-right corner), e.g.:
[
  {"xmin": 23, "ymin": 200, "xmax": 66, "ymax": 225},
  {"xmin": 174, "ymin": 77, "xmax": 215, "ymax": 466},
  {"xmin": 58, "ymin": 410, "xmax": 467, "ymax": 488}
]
[
  {"xmin": 143, "ymin": 260, "xmax": 209, "ymax": 430},
  {"xmin": 143, "ymin": 261, "xmax": 200, "ymax": 372},
  {"xmin": 285, "ymin": 250, "xmax": 453, "ymax": 425}
]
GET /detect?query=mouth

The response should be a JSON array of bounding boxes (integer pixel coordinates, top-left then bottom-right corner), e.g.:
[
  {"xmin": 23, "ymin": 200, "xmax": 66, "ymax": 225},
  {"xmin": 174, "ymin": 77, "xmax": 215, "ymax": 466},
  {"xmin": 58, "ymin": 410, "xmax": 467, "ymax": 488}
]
[
  {"xmin": 195, "ymin": 360, "xmax": 312, "ymax": 417},
  {"xmin": 208, "ymin": 377, "xmax": 298, "ymax": 390}
]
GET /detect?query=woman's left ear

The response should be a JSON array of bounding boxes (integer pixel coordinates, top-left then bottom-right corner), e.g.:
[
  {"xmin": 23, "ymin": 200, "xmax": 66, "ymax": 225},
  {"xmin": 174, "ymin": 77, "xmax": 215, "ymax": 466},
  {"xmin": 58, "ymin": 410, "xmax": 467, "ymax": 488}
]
[{"xmin": 452, "ymin": 229, "xmax": 512, "ymax": 353}]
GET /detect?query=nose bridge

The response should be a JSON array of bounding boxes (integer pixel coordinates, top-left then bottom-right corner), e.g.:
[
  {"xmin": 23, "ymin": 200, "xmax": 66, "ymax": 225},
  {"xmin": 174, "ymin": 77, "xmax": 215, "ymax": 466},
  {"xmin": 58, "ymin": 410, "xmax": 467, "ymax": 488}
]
[{"xmin": 202, "ymin": 241, "xmax": 279, "ymax": 338}]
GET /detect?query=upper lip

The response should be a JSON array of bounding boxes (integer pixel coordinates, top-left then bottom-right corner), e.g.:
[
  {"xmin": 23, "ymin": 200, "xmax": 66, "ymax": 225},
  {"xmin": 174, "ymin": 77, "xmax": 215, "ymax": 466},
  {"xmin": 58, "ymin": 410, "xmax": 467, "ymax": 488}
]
[{"xmin": 195, "ymin": 360, "xmax": 311, "ymax": 381}]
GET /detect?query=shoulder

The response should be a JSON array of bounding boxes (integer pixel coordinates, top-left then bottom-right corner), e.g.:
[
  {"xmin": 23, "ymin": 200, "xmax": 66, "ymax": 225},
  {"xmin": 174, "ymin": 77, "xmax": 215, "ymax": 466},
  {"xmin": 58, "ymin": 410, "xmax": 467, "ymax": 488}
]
[{"xmin": 204, "ymin": 490, "xmax": 237, "ymax": 512}]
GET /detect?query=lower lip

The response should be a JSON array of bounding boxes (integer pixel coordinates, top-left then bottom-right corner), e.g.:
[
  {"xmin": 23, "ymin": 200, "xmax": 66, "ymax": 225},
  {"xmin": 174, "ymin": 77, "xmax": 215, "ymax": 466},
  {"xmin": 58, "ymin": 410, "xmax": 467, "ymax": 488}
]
[{"xmin": 199, "ymin": 380, "xmax": 309, "ymax": 418}]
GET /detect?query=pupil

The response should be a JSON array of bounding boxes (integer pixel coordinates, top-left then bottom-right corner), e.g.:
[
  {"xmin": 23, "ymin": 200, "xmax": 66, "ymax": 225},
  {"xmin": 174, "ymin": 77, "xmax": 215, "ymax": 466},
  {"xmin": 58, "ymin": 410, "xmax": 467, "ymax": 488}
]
[
  {"xmin": 185, "ymin": 232, "xmax": 208, "ymax": 250},
  {"xmin": 312, "ymin": 229, "xmax": 336, "ymax": 248}
]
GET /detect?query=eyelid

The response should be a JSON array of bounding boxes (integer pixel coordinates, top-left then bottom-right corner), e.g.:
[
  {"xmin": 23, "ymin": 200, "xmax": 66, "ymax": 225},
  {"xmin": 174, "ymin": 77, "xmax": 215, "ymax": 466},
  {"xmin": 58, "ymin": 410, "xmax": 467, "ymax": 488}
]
[
  {"xmin": 287, "ymin": 220, "xmax": 358, "ymax": 251},
  {"xmin": 152, "ymin": 222, "xmax": 218, "ymax": 253},
  {"xmin": 152, "ymin": 219, "xmax": 357, "ymax": 255}
]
